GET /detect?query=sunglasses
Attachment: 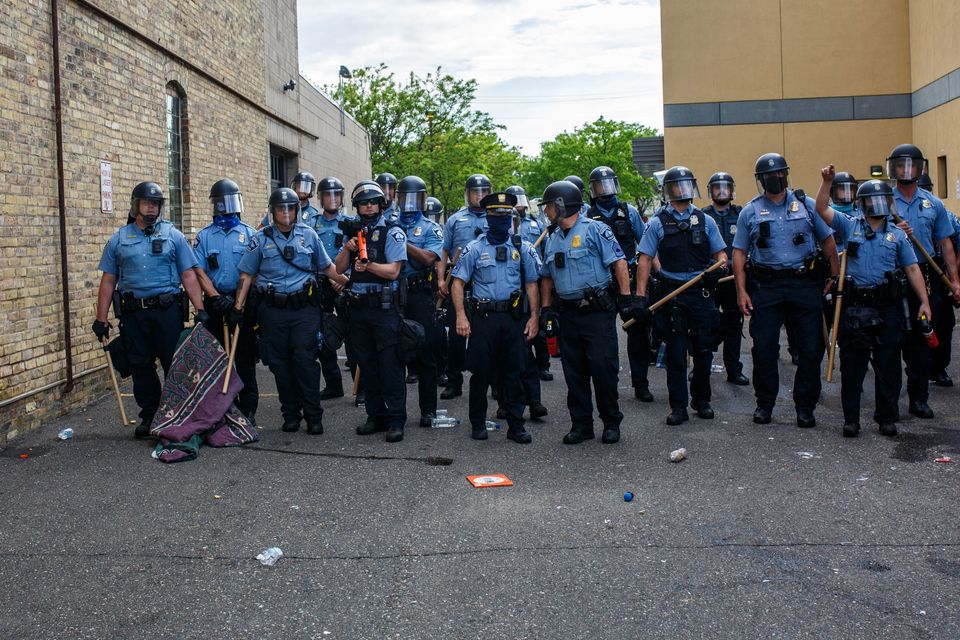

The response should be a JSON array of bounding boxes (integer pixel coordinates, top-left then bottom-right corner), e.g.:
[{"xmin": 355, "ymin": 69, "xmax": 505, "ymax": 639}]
[{"xmin": 357, "ymin": 199, "xmax": 379, "ymax": 206}]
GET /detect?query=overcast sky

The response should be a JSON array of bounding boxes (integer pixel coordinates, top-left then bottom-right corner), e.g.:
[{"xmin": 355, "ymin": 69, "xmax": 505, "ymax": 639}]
[{"xmin": 296, "ymin": 0, "xmax": 663, "ymax": 155}]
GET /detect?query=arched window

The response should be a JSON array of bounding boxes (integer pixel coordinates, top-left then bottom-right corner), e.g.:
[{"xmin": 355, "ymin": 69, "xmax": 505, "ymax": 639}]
[{"xmin": 165, "ymin": 82, "xmax": 187, "ymax": 228}]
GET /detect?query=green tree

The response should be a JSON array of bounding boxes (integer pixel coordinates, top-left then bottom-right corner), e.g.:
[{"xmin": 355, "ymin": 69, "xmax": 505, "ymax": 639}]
[{"xmin": 523, "ymin": 117, "xmax": 660, "ymax": 213}]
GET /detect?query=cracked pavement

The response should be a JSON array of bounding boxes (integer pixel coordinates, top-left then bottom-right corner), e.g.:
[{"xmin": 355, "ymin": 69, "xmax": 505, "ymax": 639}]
[{"xmin": 1, "ymin": 334, "xmax": 958, "ymax": 639}]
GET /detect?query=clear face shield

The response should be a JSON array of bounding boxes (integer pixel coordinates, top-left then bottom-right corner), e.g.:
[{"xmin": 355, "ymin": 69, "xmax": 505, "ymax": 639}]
[
  {"xmin": 860, "ymin": 194, "xmax": 896, "ymax": 218},
  {"xmin": 709, "ymin": 180, "xmax": 735, "ymax": 203},
  {"xmin": 589, "ymin": 177, "xmax": 620, "ymax": 199},
  {"xmin": 465, "ymin": 186, "xmax": 492, "ymax": 208},
  {"xmin": 514, "ymin": 194, "xmax": 529, "ymax": 209},
  {"xmin": 320, "ymin": 190, "xmax": 343, "ymax": 212},
  {"xmin": 887, "ymin": 157, "xmax": 926, "ymax": 183},
  {"xmin": 831, "ymin": 183, "xmax": 856, "ymax": 206},
  {"xmin": 664, "ymin": 178, "xmax": 699, "ymax": 202},
  {"xmin": 272, "ymin": 202, "xmax": 299, "ymax": 227},
  {"xmin": 292, "ymin": 180, "xmax": 315, "ymax": 200},
  {"xmin": 396, "ymin": 191, "xmax": 426, "ymax": 213},
  {"xmin": 212, "ymin": 193, "xmax": 243, "ymax": 216},
  {"xmin": 382, "ymin": 185, "xmax": 396, "ymax": 203}
]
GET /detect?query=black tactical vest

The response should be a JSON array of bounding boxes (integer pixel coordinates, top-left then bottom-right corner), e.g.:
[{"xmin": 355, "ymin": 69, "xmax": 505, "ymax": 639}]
[
  {"xmin": 702, "ymin": 203, "xmax": 742, "ymax": 250},
  {"xmin": 350, "ymin": 222, "xmax": 399, "ymax": 286},
  {"xmin": 657, "ymin": 210, "xmax": 711, "ymax": 273},
  {"xmin": 589, "ymin": 203, "xmax": 636, "ymax": 262}
]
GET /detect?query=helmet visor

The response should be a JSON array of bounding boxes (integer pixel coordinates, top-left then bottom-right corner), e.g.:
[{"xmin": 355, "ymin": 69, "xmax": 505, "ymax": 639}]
[
  {"xmin": 709, "ymin": 180, "xmax": 735, "ymax": 202},
  {"xmin": 515, "ymin": 194, "xmax": 529, "ymax": 209},
  {"xmin": 664, "ymin": 178, "xmax": 699, "ymax": 202},
  {"xmin": 320, "ymin": 191, "xmax": 343, "ymax": 211},
  {"xmin": 860, "ymin": 194, "xmax": 896, "ymax": 218},
  {"xmin": 396, "ymin": 191, "xmax": 425, "ymax": 213},
  {"xmin": 887, "ymin": 157, "xmax": 925, "ymax": 182},
  {"xmin": 589, "ymin": 177, "xmax": 620, "ymax": 198},
  {"xmin": 212, "ymin": 193, "xmax": 244, "ymax": 216},
  {"xmin": 831, "ymin": 183, "xmax": 856, "ymax": 206},
  {"xmin": 465, "ymin": 187, "xmax": 492, "ymax": 207},
  {"xmin": 292, "ymin": 180, "xmax": 315, "ymax": 198},
  {"xmin": 272, "ymin": 202, "xmax": 299, "ymax": 225}
]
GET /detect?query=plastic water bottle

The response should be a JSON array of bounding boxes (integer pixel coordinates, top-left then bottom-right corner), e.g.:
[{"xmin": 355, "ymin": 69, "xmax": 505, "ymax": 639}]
[
  {"xmin": 431, "ymin": 416, "xmax": 460, "ymax": 428},
  {"xmin": 485, "ymin": 420, "xmax": 501, "ymax": 431},
  {"xmin": 57, "ymin": 428, "xmax": 74, "ymax": 440},
  {"xmin": 436, "ymin": 409, "xmax": 448, "ymax": 417},
  {"xmin": 316, "ymin": 330, "xmax": 325, "ymax": 351},
  {"xmin": 256, "ymin": 547, "xmax": 283, "ymax": 566}
]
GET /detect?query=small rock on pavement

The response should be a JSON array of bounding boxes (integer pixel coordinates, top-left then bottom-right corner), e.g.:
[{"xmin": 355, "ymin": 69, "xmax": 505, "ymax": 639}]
[{"xmin": 670, "ymin": 448, "xmax": 687, "ymax": 463}]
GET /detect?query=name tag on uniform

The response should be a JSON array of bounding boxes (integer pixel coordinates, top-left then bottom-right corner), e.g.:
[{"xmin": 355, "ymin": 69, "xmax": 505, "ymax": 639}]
[
  {"xmin": 759, "ymin": 209, "xmax": 770, "ymax": 216},
  {"xmin": 238, "ymin": 233, "xmax": 245, "ymax": 244},
  {"xmin": 372, "ymin": 230, "xmax": 380, "ymax": 242},
  {"xmin": 414, "ymin": 226, "xmax": 422, "ymax": 236},
  {"xmin": 480, "ymin": 253, "xmax": 490, "ymax": 260},
  {"xmin": 572, "ymin": 235, "xmax": 581, "ymax": 248}
]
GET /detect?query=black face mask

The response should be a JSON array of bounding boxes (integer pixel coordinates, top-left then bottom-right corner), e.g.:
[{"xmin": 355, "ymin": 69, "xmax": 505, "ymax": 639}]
[
  {"xmin": 486, "ymin": 215, "xmax": 512, "ymax": 245},
  {"xmin": 360, "ymin": 212, "xmax": 381, "ymax": 229},
  {"xmin": 761, "ymin": 174, "xmax": 788, "ymax": 195},
  {"xmin": 141, "ymin": 214, "xmax": 159, "ymax": 235}
]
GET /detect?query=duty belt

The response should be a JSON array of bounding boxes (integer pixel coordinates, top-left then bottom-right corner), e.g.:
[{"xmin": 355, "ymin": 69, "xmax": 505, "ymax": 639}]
[
  {"xmin": 469, "ymin": 298, "xmax": 517, "ymax": 314},
  {"xmin": 257, "ymin": 283, "xmax": 319, "ymax": 309},
  {"xmin": 120, "ymin": 291, "xmax": 183, "ymax": 313},
  {"xmin": 403, "ymin": 269, "xmax": 435, "ymax": 292},
  {"xmin": 845, "ymin": 282, "xmax": 901, "ymax": 306},
  {"xmin": 750, "ymin": 264, "xmax": 809, "ymax": 280},
  {"xmin": 346, "ymin": 287, "xmax": 396, "ymax": 310}
]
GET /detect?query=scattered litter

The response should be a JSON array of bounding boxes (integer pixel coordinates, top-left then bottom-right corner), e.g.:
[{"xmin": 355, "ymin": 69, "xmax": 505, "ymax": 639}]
[
  {"xmin": 85, "ymin": 418, "xmax": 92, "ymax": 422},
  {"xmin": 213, "ymin": 495, "xmax": 222, "ymax": 500},
  {"xmin": 290, "ymin": 505, "xmax": 300, "ymax": 510},
  {"xmin": 768, "ymin": 437, "xmax": 774, "ymax": 441},
  {"xmin": 256, "ymin": 547, "xmax": 283, "ymax": 566},
  {"xmin": 669, "ymin": 448, "xmax": 687, "ymax": 463},
  {"xmin": 623, "ymin": 491, "xmax": 634, "ymax": 502},
  {"xmin": 18, "ymin": 454, "xmax": 29, "ymax": 459},
  {"xmin": 935, "ymin": 457, "xmax": 952, "ymax": 463},
  {"xmin": 856, "ymin": 476, "xmax": 869, "ymax": 481},
  {"xmin": 150, "ymin": 449, "xmax": 160, "ymax": 459},
  {"xmin": 484, "ymin": 420, "xmax": 501, "ymax": 431},
  {"xmin": 57, "ymin": 428, "xmax": 74, "ymax": 440},
  {"xmin": 467, "ymin": 473, "xmax": 512, "ymax": 488},
  {"xmin": 918, "ymin": 610, "xmax": 926, "ymax": 616},
  {"xmin": 796, "ymin": 451, "xmax": 820, "ymax": 460}
]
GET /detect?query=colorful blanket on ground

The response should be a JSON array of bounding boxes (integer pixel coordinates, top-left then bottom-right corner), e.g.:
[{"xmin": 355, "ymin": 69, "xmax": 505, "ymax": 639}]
[{"xmin": 150, "ymin": 324, "xmax": 258, "ymax": 463}]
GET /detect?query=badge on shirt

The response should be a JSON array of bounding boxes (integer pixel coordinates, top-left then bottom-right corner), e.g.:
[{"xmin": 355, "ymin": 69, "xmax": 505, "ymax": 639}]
[
  {"xmin": 790, "ymin": 201, "xmax": 800, "ymax": 212},
  {"xmin": 690, "ymin": 216, "xmax": 699, "ymax": 226},
  {"xmin": 922, "ymin": 199, "xmax": 932, "ymax": 209},
  {"xmin": 512, "ymin": 249, "xmax": 519, "ymax": 261},
  {"xmin": 886, "ymin": 232, "xmax": 895, "ymax": 242},
  {"xmin": 413, "ymin": 226, "xmax": 422, "ymax": 237},
  {"xmin": 729, "ymin": 224, "xmax": 737, "ymax": 236},
  {"xmin": 238, "ymin": 233, "xmax": 245, "ymax": 244},
  {"xmin": 372, "ymin": 230, "xmax": 380, "ymax": 242},
  {"xmin": 572, "ymin": 235, "xmax": 581, "ymax": 248}
]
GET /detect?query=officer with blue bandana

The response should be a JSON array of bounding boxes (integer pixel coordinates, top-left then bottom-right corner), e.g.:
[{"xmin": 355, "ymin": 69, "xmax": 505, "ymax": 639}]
[
  {"xmin": 93, "ymin": 182, "xmax": 206, "ymax": 438},
  {"xmin": 816, "ymin": 168, "xmax": 931, "ymax": 437},
  {"xmin": 451, "ymin": 191, "xmax": 541, "ymax": 443},
  {"xmin": 539, "ymin": 180, "xmax": 633, "ymax": 445},
  {"xmin": 335, "ymin": 181, "xmax": 409, "ymax": 442},
  {"xmin": 637, "ymin": 167, "xmax": 728, "ymax": 425},
  {"xmin": 586, "ymin": 165, "xmax": 652, "ymax": 402},
  {"xmin": 233, "ymin": 188, "xmax": 347, "ymax": 436},
  {"xmin": 887, "ymin": 144, "xmax": 960, "ymax": 418},
  {"xmin": 192, "ymin": 179, "xmax": 259, "ymax": 423},
  {"xmin": 395, "ymin": 176, "xmax": 444, "ymax": 427},
  {"xmin": 437, "ymin": 174, "xmax": 492, "ymax": 399},
  {"xmin": 376, "ymin": 173, "xmax": 399, "ymax": 223},
  {"xmin": 732, "ymin": 153, "xmax": 839, "ymax": 429},
  {"xmin": 923, "ymin": 173, "xmax": 960, "ymax": 387},
  {"xmin": 701, "ymin": 172, "xmax": 749, "ymax": 386}
]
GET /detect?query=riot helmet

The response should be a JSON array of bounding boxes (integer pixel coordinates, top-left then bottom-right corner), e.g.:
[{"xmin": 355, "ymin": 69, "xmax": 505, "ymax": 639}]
[
  {"xmin": 856, "ymin": 180, "xmax": 897, "ymax": 218},
  {"xmin": 754, "ymin": 153, "xmax": 790, "ymax": 195},
  {"xmin": 662, "ymin": 166, "xmax": 700, "ymax": 202},
  {"xmin": 351, "ymin": 180, "xmax": 386, "ymax": 219},
  {"xmin": 464, "ymin": 174, "xmax": 492, "ymax": 208},
  {"xmin": 707, "ymin": 172, "xmax": 735, "ymax": 204},
  {"xmin": 291, "ymin": 171, "xmax": 316, "ymax": 200},
  {"xmin": 541, "ymin": 180, "xmax": 584, "ymax": 221},
  {"xmin": 505, "ymin": 185, "xmax": 529, "ymax": 211},
  {"xmin": 130, "ymin": 181, "xmax": 165, "ymax": 233},
  {"xmin": 830, "ymin": 172, "xmax": 858, "ymax": 206},
  {"xmin": 886, "ymin": 144, "xmax": 927, "ymax": 184},
  {"xmin": 589, "ymin": 166, "xmax": 621, "ymax": 200},
  {"xmin": 425, "ymin": 197, "xmax": 444, "ymax": 221},
  {"xmin": 269, "ymin": 187, "xmax": 300, "ymax": 228},
  {"xmin": 209, "ymin": 179, "xmax": 244, "ymax": 217},
  {"xmin": 396, "ymin": 175, "xmax": 428, "ymax": 213},
  {"xmin": 563, "ymin": 175, "xmax": 586, "ymax": 194},
  {"xmin": 317, "ymin": 176, "xmax": 344, "ymax": 213},
  {"xmin": 917, "ymin": 173, "xmax": 934, "ymax": 191},
  {"xmin": 374, "ymin": 172, "xmax": 398, "ymax": 204}
]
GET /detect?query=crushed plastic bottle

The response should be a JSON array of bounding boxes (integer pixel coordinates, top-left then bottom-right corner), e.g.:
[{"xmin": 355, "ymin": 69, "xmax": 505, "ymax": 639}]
[
  {"xmin": 710, "ymin": 362, "xmax": 724, "ymax": 373},
  {"xmin": 256, "ymin": 547, "xmax": 283, "ymax": 566},
  {"xmin": 57, "ymin": 428, "xmax": 74, "ymax": 440},
  {"xmin": 485, "ymin": 420, "xmax": 501, "ymax": 431},
  {"xmin": 431, "ymin": 416, "xmax": 460, "ymax": 428},
  {"xmin": 436, "ymin": 409, "xmax": 448, "ymax": 417},
  {"xmin": 669, "ymin": 447, "xmax": 687, "ymax": 463}
]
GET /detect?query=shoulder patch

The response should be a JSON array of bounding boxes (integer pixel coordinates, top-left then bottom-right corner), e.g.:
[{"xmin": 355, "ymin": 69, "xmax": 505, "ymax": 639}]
[
  {"xmin": 599, "ymin": 225, "xmax": 615, "ymax": 241},
  {"xmin": 392, "ymin": 230, "xmax": 406, "ymax": 243},
  {"xmin": 247, "ymin": 237, "xmax": 260, "ymax": 251}
]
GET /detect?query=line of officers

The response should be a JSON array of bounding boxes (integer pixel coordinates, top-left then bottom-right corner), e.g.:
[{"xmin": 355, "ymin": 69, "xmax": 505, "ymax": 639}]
[{"xmin": 92, "ymin": 142, "xmax": 960, "ymax": 444}]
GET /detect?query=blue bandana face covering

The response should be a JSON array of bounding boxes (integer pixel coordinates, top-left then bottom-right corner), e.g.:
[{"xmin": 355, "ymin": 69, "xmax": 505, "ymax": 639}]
[
  {"xmin": 833, "ymin": 202, "xmax": 854, "ymax": 215},
  {"xmin": 486, "ymin": 215, "xmax": 512, "ymax": 244},
  {"xmin": 598, "ymin": 195, "xmax": 619, "ymax": 209},
  {"xmin": 214, "ymin": 214, "xmax": 241, "ymax": 230},
  {"xmin": 399, "ymin": 210, "xmax": 422, "ymax": 227}
]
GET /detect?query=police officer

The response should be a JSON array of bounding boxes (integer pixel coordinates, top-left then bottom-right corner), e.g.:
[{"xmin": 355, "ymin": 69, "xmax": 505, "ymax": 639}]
[
  {"xmin": 451, "ymin": 192, "xmax": 541, "ymax": 443},
  {"xmin": 702, "ymin": 172, "xmax": 749, "ymax": 386},
  {"xmin": 192, "ymin": 179, "xmax": 259, "ymax": 423},
  {"xmin": 375, "ymin": 172, "xmax": 399, "ymax": 223},
  {"xmin": 637, "ymin": 167, "xmax": 727, "ymax": 425},
  {"xmin": 586, "ymin": 166, "xmax": 652, "ymax": 401},
  {"xmin": 924, "ymin": 173, "xmax": 960, "ymax": 387},
  {"xmin": 395, "ymin": 176, "xmax": 444, "ymax": 427},
  {"xmin": 732, "ymin": 153, "xmax": 840, "ymax": 428},
  {"xmin": 306, "ymin": 176, "xmax": 349, "ymax": 399},
  {"xmin": 335, "ymin": 181, "xmax": 409, "ymax": 442},
  {"xmin": 887, "ymin": 144, "xmax": 960, "ymax": 418},
  {"xmin": 815, "ymin": 168, "xmax": 931, "ymax": 436},
  {"xmin": 233, "ymin": 188, "xmax": 347, "ymax": 435},
  {"xmin": 93, "ymin": 182, "xmax": 207, "ymax": 437},
  {"xmin": 259, "ymin": 171, "xmax": 318, "ymax": 228},
  {"xmin": 425, "ymin": 196, "xmax": 444, "ymax": 224},
  {"xmin": 437, "ymin": 174, "xmax": 492, "ymax": 399},
  {"xmin": 539, "ymin": 180, "xmax": 633, "ymax": 445}
]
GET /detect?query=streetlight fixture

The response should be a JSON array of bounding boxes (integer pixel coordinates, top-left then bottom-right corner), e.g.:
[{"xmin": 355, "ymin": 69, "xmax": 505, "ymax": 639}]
[{"xmin": 338, "ymin": 65, "xmax": 352, "ymax": 136}]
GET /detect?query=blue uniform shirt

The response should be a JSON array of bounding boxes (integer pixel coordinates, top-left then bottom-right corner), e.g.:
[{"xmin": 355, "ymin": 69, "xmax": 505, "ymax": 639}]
[
  {"xmin": 98, "ymin": 221, "xmax": 198, "ymax": 299},
  {"xmin": 733, "ymin": 190, "xmax": 834, "ymax": 269},
  {"xmin": 382, "ymin": 203, "xmax": 398, "ymax": 224},
  {"xmin": 542, "ymin": 215, "xmax": 625, "ymax": 300},
  {"xmin": 193, "ymin": 220, "xmax": 257, "ymax": 293},
  {"xmin": 831, "ymin": 215, "xmax": 917, "ymax": 286},
  {"xmin": 308, "ymin": 211, "xmax": 347, "ymax": 261},
  {"xmin": 519, "ymin": 216, "xmax": 545, "ymax": 256},
  {"xmin": 442, "ymin": 207, "xmax": 488, "ymax": 256},
  {"xmin": 398, "ymin": 212, "xmax": 443, "ymax": 278},
  {"xmin": 639, "ymin": 205, "xmax": 727, "ymax": 281},
  {"xmin": 593, "ymin": 201, "xmax": 645, "ymax": 263},
  {"xmin": 894, "ymin": 186, "xmax": 954, "ymax": 264},
  {"xmin": 336, "ymin": 216, "xmax": 408, "ymax": 293},
  {"xmin": 238, "ymin": 222, "xmax": 331, "ymax": 293},
  {"xmin": 451, "ymin": 234, "xmax": 541, "ymax": 301}
]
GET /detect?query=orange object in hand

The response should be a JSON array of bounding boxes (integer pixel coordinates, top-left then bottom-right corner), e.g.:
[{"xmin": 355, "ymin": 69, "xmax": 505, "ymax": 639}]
[{"xmin": 357, "ymin": 230, "xmax": 369, "ymax": 264}]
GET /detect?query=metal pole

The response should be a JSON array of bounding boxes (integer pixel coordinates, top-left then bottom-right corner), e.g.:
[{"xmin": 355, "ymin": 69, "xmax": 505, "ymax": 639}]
[{"xmin": 339, "ymin": 76, "xmax": 345, "ymax": 136}]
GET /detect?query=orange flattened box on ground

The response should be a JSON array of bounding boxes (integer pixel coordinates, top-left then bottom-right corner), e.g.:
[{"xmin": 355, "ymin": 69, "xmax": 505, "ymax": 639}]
[{"xmin": 467, "ymin": 473, "xmax": 513, "ymax": 488}]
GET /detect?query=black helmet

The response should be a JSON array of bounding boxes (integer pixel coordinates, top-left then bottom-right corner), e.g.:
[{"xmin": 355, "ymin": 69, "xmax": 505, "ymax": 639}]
[
  {"xmin": 830, "ymin": 172, "xmax": 858, "ymax": 206},
  {"xmin": 541, "ymin": 180, "xmax": 583, "ymax": 219},
  {"xmin": 291, "ymin": 171, "xmax": 316, "ymax": 198},
  {"xmin": 754, "ymin": 153, "xmax": 790, "ymax": 194},
  {"xmin": 505, "ymin": 185, "xmax": 529, "ymax": 210},
  {"xmin": 375, "ymin": 172, "xmax": 398, "ymax": 203},
  {"xmin": 918, "ymin": 173, "xmax": 934, "ymax": 191},
  {"xmin": 886, "ymin": 144, "xmax": 927, "ymax": 183},
  {"xmin": 351, "ymin": 180, "xmax": 386, "ymax": 212},
  {"xmin": 129, "ymin": 181, "xmax": 165, "ymax": 219},
  {"xmin": 588, "ymin": 166, "xmax": 620, "ymax": 200},
  {"xmin": 662, "ymin": 166, "xmax": 700, "ymax": 202},
  {"xmin": 706, "ymin": 171, "xmax": 736, "ymax": 204},
  {"xmin": 317, "ymin": 176, "xmax": 344, "ymax": 212},
  {"xmin": 396, "ymin": 175, "xmax": 428, "ymax": 213},
  {"xmin": 563, "ymin": 175, "xmax": 586, "ymax": 193},
  {"xmin": 464, "ymin": 174, "xmax": 492, "ymax": 207},
  {"xmin": 269, "ymin": 187, "xmax": 300, "ymax": 225},
  {"xmin": 425, "ymin": 197, "xmax": 444, "ymax": 220},
  {"xmin": 856, "ymin": 179, "xmax": 896, "ymax": 218},
  {"xmin": 209, "ymin": 179, "xmax": 243, "ymax": 217}
]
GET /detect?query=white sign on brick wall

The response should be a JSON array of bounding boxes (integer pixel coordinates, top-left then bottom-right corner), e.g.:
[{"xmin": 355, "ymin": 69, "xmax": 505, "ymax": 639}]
[{"xmin": 100, "ymin": 161, "xmax": 113, "ymax": 213}]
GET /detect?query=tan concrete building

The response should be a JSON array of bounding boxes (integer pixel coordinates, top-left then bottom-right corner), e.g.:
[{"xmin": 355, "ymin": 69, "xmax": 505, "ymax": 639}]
[
  {"xmin": 661, "ymin": 0, "xmax": 960, "ymax": 212},
  {"xmin": 0, "ymin": 0, "xmax": 371, "ymax": 441}
]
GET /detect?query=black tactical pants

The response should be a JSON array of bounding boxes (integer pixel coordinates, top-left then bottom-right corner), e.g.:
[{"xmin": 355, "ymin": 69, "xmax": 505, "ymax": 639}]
[
  {"xmin": 655, "ymin": 289, "xmax": 719, "ymax": 410},
  {"xmin": 119, "ymin": 303, "xmax": 183, "ymax": 424},
  {"xmin": 466, "ymin": 311, "xmax": 526, "ymax": 432},
  {"xmin": 443, "ymin": 297, "xmax": 467, "ymax": 389},
  {"xmin": 626, "ymin": 265, "xmax": 651, "ymax": 388},
  {"xmin": 931, "ymin": 285, "xmax": 955, "ymax": 377},
  {"xmin": 904, "ymin": 275, "xmax": 941, "ymax": 404},
  {"xmin": 404, "ymin": 289, "xmax": 441, "ymax": 417},
  {"xmin": 204, "ymin": 303, "xmax": 259, "ymax": 419},
  {"xmin": 349, "ymin": 305, "xmax": 406, "ymax": 430},
  {"xmin": 838, "ymin": 302, "xmax": 904, "ymax": 425},
  {"xmin": 257, "ymin": 303, "xmax": 323, "ymax": 424},
  {"xmin": 558, "ymin": 309, "xmax": 623, "ymax": 435},
  {"xmin": 318, "ymin": 280, "xmax": 343, "ymax": 392},
  {"xmin": 715, "ymin": 277, "xmax": 744, "ymax": 377}
]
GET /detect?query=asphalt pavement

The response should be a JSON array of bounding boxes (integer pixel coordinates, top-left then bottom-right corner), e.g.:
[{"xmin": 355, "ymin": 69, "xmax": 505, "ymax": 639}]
[{"xmin": 1, "ymin": 331, "xmax": 958, "ymax": 639}]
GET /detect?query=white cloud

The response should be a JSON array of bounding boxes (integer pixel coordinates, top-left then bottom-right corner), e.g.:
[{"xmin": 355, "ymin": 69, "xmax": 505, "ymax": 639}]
[{"xmin": 297, "ymin": 0, "xmax": 663, "ymax": 153}]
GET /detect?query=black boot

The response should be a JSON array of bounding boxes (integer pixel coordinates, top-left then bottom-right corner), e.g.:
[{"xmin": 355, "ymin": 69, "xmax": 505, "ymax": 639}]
[
  {"xmin": 879, "ymin": 421, "xmax": 898, "ymax": 437},
  {"xmin": 727, "ymin": 372, "xmax": 749, "ymax": 386},
  {"xmin": 419, "ymin": 413, "xmax": 435, "ymax": 428},
  {"xmin": 281, "ymin": 419, "xmax": 301, "ymax": 432},
  {"xmin": 356, "ymin": 418, "xmax": 386, "ymax": 435},
  {"xmin": 909, "ymin": 401, "xmax": 934, "ymax": 419},
  {"xmin": 843, "ymin": 423, "xmax": 860, "ymax": 438},
  {"xmin": 319, "ymin": 386, "xmax": 344, "ymax": 400},
  {"xmin": 690, "ymin": 399, "xmax": 714, "ymax": 419},
  {"xmin": 562, "ymin": 428, "xmax": 594, "ymax": 445},
  {"xmin": 529, "ymin": 404, "xmax": 548, "ymax": 419},
  {"xmin": 440, "ymin": 385, "xmax": 462, "ymax": 399},
  {"xmin": 506, "ymin": 425, "xmax": 532, "ymax": 444},
  {"xmin": 385, "ymin": 425, "xmax": 404, "ymax": 443},
  {"xmin": 600, "ymin": 426, "xmax": 620, "ymax": 444},
  {"xmin": 796, "ymin": 409, "xmax": 816, "ymax": 429},
  {"xmin": 666, "ymin": 408, "xmax": 689, "ymax": 426},
  {"xmin": 306, "ymin": 420, "xmax": 324, "ymax": 435},
  {"xmin": 471, "ymin": 425, "xmax": 488, "ymax": 440},
  {"xmin": 634, "ymin": 384, "xmax": 654, "ymax": 402},
  {"xmin": 753, "ymin": 407, "xmax": 772, "ymax": 424}
]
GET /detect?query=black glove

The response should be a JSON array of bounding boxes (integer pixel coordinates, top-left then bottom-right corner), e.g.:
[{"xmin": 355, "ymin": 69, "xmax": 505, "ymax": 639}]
[
  {"xmin": 701, "ymin": 267, "xmax": 725, "ymax": 291},
  {"xmin": 540, "ymin": 306, "xmax": 559, "ymax": 334},
  {"xmin": 627, "ymin": 296, "xmax": 651, "ymax": 325},
  {"xmin": 91, "ymin": 319, "xmax": 111, "ymax": 341},
  {"xmin": 617, "ymin": 294, "xmax": 635, "ymax": 322},
  {"xmin": 211, "ymin": 295, "xmax": 235, "ymax": 314},
  {"xmin": 226, "ymin": 307, "xmax": 245, "ymax": 329},
  {"xmin": 194, "ymin": 310, "xmax": 210, "ymax": 327}
]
